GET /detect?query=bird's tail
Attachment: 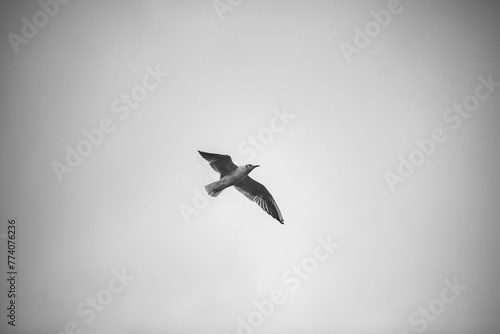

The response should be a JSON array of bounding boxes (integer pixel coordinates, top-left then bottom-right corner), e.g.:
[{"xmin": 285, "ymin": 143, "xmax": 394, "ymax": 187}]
[{"xmin": 205, "ymin": 180, "xmax": 224, "ymax": 197}]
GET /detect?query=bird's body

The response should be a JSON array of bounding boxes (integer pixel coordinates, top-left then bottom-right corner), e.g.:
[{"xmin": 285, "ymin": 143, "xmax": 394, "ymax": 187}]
[
  {"xmin": 205, "ymin": 166, "xmax": 253, "ymax": 197},
  {"xmin": 198, "ymin": 150, "xmax": 284, "ymax": 224}
]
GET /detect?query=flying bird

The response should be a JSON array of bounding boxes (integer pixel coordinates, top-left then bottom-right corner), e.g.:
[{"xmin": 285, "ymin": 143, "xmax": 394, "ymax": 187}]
[{"xmin": 198, "ymin": 150, "xmax": 284, "ymax": 224}]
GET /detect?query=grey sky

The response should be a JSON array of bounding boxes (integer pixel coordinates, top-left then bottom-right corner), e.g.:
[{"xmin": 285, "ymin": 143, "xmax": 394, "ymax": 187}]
[{"xmin": 1, "ymin": 1, "xmax": 500, "ymax": 333}]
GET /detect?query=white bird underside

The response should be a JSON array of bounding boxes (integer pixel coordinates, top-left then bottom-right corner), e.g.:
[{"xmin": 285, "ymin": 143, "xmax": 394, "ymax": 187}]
[{"xmin": 198, "ymin": 150, "xmax": 284, "ymax": 224}]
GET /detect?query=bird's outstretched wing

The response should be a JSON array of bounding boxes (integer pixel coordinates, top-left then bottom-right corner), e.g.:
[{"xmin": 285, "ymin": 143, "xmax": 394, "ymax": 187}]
[
  {"xmin": 198, "ymin": 151, "xmax": 237, "ymax": 177},
  {"xmin": 234, "ymin": 176, "xmax": 284, "ymax": 224}
]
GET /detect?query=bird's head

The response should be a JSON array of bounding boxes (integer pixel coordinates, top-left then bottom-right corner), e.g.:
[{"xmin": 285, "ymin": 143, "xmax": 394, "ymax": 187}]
[{"xmin": 245, "ymin": 164, "xmax": 260, "ymax": 172}]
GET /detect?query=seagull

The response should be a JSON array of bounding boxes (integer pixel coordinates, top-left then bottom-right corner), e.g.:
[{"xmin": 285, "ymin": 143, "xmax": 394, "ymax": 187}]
[{"xmin": 198, "ymin": 150, "xmax": 284, "ymax": 224}]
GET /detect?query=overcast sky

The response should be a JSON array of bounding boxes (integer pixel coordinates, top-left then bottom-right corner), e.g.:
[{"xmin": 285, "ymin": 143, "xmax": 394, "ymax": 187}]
[{"xmin": 1, "ymin": 1, "xmax": 500, "ymax": 333}]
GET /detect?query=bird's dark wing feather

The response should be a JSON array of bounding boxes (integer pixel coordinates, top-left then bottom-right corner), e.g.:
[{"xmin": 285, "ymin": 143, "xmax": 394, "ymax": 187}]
[
  {"xmin": 234, "ymin": 176, "xmax": 284, "ymax": 224},
  {"xmin": 198, "ymin": 151, "xmax": 237, "ymax": 177}
]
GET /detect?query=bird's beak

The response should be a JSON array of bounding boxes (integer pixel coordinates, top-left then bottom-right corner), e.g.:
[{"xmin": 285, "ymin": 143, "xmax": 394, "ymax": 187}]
[{"xmin": 253, "ymin": 165, "xmax": 260, "ymax": 168}]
